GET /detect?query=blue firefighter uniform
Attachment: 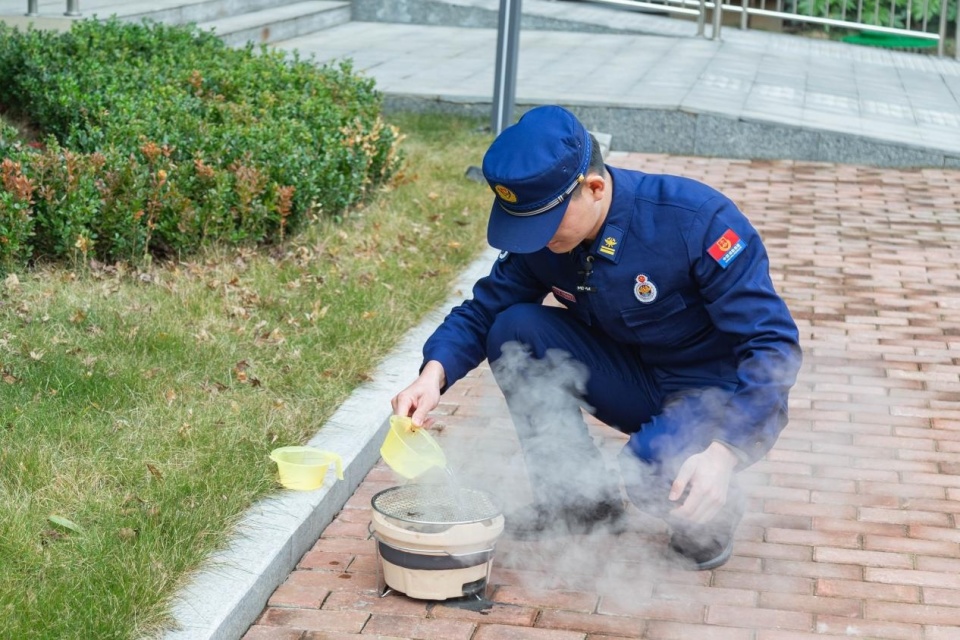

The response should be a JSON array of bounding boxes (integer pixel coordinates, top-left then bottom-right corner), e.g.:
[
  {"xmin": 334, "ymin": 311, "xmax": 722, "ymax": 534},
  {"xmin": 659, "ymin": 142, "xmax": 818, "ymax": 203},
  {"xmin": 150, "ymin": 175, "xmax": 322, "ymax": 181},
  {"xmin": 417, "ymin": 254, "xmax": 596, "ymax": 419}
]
[{"xmin": 422, "ymin": 166, "xmax": 801, "ymax": 491}]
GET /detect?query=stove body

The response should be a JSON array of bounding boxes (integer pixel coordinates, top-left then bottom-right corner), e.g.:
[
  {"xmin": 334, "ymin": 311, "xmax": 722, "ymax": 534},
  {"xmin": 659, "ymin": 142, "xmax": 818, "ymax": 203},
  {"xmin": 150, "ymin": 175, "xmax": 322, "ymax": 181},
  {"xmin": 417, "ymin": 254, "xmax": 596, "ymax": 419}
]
[{"xmin": 370, "ymin": 484, "xmax": 504, "ymax": 600}]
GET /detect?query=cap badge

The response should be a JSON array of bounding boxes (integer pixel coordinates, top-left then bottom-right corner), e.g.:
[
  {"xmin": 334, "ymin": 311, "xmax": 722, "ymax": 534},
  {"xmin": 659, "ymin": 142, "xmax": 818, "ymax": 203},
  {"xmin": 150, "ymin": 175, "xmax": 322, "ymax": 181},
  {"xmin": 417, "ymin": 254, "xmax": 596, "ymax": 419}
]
[
  {"xmin": 494, "ymin": 184, "xmax": 518, "ymax": 203},
  {"xmin": 634, "ymin": 274, "xmax": 658, "ymax": 304}
]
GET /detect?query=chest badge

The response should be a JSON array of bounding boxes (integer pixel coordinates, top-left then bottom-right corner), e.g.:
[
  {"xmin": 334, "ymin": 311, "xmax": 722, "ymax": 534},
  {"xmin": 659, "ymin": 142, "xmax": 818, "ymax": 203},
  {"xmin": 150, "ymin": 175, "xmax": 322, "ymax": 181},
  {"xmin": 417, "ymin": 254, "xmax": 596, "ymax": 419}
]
[{"xmin": 634, "ymin": 274, "xmax": 658, "ymax": 304}]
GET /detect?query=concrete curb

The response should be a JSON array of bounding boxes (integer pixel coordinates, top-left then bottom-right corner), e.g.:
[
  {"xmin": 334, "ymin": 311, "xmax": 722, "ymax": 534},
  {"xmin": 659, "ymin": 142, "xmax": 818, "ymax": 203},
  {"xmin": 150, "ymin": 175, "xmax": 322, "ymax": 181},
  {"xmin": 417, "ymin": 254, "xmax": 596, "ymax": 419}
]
[
  {"xmin": 164, "ymin": 246, "xmax": 498, "ymax": 640},
  {"xmin": 381, "ymin": 95, "xmax": 960, "ymax": 169}
]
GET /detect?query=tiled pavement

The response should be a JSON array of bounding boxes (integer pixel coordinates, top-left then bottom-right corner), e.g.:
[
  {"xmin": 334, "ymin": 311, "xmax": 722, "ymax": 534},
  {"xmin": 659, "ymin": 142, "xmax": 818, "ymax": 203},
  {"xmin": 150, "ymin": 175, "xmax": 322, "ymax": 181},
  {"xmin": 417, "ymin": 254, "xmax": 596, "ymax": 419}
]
[
  {"xmin": 243, "ymin": 152, "xmax": 960, "ymax": 640},
  {"xmin": 4, "ymin": 2, "xmax": 960, "ymax": 637}
]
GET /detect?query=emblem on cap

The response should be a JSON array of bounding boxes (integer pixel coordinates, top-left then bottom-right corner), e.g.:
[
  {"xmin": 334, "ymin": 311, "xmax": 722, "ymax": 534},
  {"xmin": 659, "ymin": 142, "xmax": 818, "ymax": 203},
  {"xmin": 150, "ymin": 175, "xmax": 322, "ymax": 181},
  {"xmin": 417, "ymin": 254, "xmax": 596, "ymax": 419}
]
[
  {"xmin": 634, "ymin": 274, "xmax": 658, "ymax": 304},
  {"xmin": 494, "ymin": 184, "xmax": 518, "ymax": 203}
]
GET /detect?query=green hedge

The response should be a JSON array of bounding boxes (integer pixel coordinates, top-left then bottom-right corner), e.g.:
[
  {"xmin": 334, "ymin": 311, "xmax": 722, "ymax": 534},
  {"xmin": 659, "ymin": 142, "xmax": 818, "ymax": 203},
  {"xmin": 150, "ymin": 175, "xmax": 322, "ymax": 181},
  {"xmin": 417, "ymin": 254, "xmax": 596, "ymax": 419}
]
[
  {"xmin": 796, "ymin": 0, "xmax": 956, "ymax": 31},
  {"xmin": 0, "ymin": 19, "xmax": 402, "ymax": 269}
]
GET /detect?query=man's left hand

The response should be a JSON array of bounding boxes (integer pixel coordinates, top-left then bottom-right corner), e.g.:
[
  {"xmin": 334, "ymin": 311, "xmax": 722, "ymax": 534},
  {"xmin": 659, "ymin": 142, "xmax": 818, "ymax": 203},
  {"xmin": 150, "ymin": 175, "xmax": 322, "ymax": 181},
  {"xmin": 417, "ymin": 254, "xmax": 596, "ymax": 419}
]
[{"xmin": 668, "ymin": 442, "xmax": 740, "ymax": 524}]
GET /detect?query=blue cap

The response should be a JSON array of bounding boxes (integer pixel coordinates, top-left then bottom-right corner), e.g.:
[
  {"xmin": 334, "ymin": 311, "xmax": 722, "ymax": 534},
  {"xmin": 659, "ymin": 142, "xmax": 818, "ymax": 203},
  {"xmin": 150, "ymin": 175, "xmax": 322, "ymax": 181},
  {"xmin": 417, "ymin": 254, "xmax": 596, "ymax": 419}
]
[{"xmin": 482, "ymin": 105, "xmax": 592, "ymax": 254}]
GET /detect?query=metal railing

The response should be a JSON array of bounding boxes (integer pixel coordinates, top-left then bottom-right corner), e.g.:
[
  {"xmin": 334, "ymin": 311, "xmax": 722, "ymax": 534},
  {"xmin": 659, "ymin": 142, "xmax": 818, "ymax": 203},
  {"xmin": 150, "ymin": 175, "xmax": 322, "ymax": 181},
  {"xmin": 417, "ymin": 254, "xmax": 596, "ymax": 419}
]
[
  {"xmin": 587, "ymin": 0, "xmax": 958, "ymax": 58},
  {"xmin": 25, "ymin": 1, "xmax": 82, "ymax": 17}
]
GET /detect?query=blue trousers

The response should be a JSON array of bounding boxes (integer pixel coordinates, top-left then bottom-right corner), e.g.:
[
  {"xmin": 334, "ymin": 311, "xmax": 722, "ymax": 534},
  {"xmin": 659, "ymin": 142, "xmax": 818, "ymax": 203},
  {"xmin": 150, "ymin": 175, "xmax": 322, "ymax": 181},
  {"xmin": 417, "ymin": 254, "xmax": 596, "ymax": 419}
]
[{"xmin": 486, "ymin": 303, "xmax": 737, "ymax": 514}]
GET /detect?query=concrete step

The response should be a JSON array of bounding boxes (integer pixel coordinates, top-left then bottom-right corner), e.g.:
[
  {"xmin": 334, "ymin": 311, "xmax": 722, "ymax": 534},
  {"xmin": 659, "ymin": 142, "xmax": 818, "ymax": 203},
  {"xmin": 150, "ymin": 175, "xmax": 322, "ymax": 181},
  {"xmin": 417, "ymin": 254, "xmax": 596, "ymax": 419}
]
[
  {"xmin": 0, "ymin": 0, "xmax": 304, "ymax": 24},
  {"xmin": 120, "ymin": 0, "xmax": 306, "ymax": 27},
  {"xmin": 196, "ymin": 0, "xmax": 349, "ymax": 46}
]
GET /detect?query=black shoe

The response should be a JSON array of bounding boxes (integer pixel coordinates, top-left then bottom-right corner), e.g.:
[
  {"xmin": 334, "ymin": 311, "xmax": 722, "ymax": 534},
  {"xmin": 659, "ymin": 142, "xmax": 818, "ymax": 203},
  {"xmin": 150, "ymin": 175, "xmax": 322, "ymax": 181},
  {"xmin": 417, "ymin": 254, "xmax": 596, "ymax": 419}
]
[
  {"xmin": 504, "ymin": 498, "xmax": 628, "ymax": 540},
  {"xmin": 668, "ymin": 490, "xmax": 745, "ymax": 571}
]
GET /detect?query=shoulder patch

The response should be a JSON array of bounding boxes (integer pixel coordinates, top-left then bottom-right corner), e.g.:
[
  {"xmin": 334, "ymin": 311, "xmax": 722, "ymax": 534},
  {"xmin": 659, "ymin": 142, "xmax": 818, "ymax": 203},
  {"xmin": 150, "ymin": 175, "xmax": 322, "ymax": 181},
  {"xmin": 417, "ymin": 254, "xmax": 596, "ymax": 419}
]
[
  {"xmin": 707, "ymin": 229, "xmax": 746, "ymax": 269},
  {"xmin": 595, "ymin": 224, "xmax": 624, "ymax": 264}
]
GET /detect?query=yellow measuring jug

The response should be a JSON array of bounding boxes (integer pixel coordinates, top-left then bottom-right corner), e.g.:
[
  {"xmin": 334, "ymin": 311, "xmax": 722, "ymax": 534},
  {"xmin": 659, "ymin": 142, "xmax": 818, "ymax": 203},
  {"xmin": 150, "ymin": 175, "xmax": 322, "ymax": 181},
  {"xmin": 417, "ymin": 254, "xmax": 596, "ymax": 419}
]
[
  {"xmin": 380, "ymin": 415, "xmax": 446, "ymax": 479},
  {"xmin": 270, "ymin": 446, "xmax": 344, "ymax": 491}
]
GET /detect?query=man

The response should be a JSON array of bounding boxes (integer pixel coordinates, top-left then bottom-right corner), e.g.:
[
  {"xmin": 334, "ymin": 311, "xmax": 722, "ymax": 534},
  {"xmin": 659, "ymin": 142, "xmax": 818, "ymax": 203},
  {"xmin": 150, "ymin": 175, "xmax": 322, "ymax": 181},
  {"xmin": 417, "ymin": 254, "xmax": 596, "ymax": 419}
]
[{"xmin": 391, "ymin": 105, "xmax": 801, "ymax": 570}]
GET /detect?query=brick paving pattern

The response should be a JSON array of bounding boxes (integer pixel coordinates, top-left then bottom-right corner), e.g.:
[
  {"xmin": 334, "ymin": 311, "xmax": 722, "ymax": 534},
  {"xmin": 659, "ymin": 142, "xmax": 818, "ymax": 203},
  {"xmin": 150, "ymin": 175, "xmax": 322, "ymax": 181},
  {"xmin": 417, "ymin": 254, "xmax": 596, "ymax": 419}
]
[{"xmin": 245, "ymin": 153, "xmax": 960, "ymax": 639}]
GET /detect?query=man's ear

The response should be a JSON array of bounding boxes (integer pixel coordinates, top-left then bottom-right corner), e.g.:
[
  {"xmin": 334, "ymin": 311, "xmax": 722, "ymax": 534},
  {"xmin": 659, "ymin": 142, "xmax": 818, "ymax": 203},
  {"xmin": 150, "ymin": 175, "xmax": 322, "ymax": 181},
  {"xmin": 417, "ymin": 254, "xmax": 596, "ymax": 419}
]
[{"xmin": 584, "ymin": 173, "xmax": 606, "ymax": 200}]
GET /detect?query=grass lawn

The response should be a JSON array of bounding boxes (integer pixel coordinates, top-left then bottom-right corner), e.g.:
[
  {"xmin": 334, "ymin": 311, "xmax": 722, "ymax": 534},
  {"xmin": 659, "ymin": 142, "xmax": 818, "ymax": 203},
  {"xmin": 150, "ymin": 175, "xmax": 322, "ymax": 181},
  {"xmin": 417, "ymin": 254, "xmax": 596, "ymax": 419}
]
[{"xmin": 0, "ymin": 111, "xmax": 493, "ymax": 638}]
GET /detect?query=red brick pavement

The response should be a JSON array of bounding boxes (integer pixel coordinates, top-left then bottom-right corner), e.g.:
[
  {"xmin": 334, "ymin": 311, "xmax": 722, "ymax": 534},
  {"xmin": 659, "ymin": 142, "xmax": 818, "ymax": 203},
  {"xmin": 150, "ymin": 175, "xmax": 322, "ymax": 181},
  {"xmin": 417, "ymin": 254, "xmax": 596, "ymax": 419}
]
[{"xmin": 245, "ymin": 154, "xmax": 960, "ymax": 640}]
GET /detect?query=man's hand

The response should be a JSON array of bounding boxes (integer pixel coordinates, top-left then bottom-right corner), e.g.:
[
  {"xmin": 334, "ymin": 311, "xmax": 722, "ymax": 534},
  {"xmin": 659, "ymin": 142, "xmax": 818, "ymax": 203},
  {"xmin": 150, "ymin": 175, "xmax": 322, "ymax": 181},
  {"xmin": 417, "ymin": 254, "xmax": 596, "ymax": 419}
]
[
  {"xmin": 390, "ymin": 360, "xmax": 446, "ymax": 427},
  {"xmin": 668, "ymin": 442, "xmax": 740, "ymax": 524}
]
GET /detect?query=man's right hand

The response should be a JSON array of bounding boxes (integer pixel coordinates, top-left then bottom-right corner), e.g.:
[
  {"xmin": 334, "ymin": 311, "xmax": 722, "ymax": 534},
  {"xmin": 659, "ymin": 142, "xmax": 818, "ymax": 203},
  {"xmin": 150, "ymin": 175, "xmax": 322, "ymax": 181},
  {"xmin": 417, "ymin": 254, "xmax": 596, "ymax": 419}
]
[{"xmin": 390, "ymin": 360, "xmax": 446, "ymax": 427}]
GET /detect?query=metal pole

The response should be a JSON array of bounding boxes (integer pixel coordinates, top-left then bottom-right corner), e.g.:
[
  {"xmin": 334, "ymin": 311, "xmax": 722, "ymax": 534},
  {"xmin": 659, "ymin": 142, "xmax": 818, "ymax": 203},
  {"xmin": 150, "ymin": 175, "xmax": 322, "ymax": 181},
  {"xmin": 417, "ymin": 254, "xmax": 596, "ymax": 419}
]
[
  {"xmin": 65, "ymin": 0, "xmax": 81, "ymax": 16},
  {"xmin": 712, "ymin": 0, "xmax": 723, "ymax": 39},
  {"xmin": 697, "ymin": 0, "xmax": 707, "ymax": 35},
  {"xmin": 491, "ymin": 0, "xmax": 522, "ymax": 135},
  {"xmin": 26, "ymin": 0, "xmax": 38, "ymax": 16},
  {"xmin": 936, "ymin": 0, "xmax": 947, "ymax": 57}
]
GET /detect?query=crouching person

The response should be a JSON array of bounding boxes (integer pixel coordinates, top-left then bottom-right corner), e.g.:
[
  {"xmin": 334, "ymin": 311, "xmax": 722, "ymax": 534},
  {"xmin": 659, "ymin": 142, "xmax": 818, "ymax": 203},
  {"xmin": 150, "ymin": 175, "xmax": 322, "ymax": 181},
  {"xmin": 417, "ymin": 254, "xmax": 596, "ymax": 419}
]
[{"xmin": 391, "ymin": 105, "xmax": 802, "ymax": 570}]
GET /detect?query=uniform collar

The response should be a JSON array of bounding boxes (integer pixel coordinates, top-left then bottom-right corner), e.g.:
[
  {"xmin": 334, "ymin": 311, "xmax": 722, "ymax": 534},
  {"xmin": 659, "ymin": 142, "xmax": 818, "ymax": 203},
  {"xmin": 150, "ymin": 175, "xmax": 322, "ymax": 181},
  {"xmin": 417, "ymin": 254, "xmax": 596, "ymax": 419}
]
[{"xmin": 586, "ymin": 166, "xmax": 635, "ymax": 264}]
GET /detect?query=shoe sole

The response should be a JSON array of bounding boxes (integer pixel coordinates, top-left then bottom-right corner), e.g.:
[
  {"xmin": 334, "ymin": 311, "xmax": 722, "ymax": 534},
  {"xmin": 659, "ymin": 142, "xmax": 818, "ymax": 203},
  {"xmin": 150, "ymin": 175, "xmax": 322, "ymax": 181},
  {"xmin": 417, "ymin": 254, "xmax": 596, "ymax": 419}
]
[{"xmin": 673, "ymin": 537, "xmax": 734, "ymax": 571}]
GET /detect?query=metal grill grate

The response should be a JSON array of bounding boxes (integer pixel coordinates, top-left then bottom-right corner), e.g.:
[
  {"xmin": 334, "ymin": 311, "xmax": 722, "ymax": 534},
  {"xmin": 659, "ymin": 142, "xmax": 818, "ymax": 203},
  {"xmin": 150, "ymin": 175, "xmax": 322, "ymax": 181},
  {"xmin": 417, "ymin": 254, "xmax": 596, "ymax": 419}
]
[{"xmin": 372, "ymin": 485, "xmax": 501, "ymax": 526}]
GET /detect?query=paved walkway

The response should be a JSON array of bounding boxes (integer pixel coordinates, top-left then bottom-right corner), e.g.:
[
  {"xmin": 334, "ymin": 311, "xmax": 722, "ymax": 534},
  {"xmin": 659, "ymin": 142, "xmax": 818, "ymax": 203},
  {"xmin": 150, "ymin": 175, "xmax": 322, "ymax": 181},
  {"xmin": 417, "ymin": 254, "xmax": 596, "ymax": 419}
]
[
  {"xmin": 272, "ymin": 0, "xmax": 960, "ymax": 167},
  {"xmin": 244, "ymin": 151, "xmax": 960, "ymax": 639}
]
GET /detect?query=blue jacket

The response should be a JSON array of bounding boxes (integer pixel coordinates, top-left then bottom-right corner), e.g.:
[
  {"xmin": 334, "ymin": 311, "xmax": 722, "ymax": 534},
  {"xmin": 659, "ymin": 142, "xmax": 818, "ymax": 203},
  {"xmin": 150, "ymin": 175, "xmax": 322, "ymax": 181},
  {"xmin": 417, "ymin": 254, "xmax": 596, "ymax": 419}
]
[{"xmin": 423, "ymin": 166, "xmax": 801, "ymax": 464}]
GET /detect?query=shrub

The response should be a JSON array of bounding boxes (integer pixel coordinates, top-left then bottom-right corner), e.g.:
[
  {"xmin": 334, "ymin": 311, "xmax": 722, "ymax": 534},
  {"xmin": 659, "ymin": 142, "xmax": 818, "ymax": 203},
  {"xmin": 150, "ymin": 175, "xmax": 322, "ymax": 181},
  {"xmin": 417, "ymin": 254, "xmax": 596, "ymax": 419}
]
[
  {"xmin": 794, "ymin": 0, "xmax": 956, "ymax": 31},
  {"xmin": 0, "ymin": 19, "xmax": 402, "ymax": 267}
]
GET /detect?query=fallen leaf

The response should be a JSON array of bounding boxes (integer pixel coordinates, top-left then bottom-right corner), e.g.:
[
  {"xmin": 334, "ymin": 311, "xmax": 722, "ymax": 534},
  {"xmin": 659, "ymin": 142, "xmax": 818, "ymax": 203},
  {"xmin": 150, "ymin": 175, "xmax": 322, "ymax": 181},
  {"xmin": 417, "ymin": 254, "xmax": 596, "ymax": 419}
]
[
  {"xmin": 146, "ymin": 463, "xmax": 163, "ymax": 481},
  {"xmin": 48, "ymin": 515, "xmax": 84, "ymax": 534}
]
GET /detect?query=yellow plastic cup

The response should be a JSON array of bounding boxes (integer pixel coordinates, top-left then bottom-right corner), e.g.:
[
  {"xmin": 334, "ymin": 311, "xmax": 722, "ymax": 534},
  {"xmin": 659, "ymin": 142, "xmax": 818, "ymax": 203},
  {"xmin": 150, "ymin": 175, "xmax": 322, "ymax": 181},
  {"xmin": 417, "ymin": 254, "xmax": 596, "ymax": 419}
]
[
  {"xmin": 380, "ymin": 415, "xmax": 446, "ymax": 479},
  {"xmin": 270, "ymin": 446, "xmax": 344, "ymax": 491}
]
